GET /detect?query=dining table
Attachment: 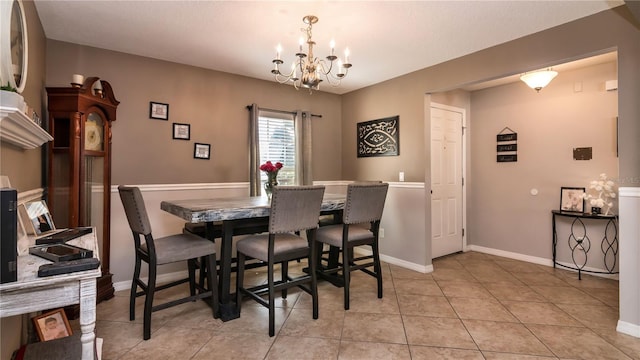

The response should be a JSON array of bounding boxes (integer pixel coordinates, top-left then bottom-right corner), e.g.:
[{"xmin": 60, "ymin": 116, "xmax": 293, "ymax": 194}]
[{"xmin": 160, "ymin": 193, "xmax": 346, "ymax": 321}]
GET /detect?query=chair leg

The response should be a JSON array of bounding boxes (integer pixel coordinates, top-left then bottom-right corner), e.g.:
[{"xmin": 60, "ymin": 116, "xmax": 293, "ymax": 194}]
[
  {"xmin": 268, "ymin": 258, "xmax": 275, "ymax": 337},
  {"xmin": 281, "ymin": 261, "xmax": 288, "ymax": 299},
  {"xmin": 372, "ymin": 242, "xmax": 383, "ymax": 299},
  {"xmin": 309, "ymin": 235, "xmax": 319, "ymax": 320},
  {"xmin": 343, "ymin": 246, "xmax": 351, "ymax": 311},
  {"xmin": 130, "ymin": 254, "xmax": 142, "ymax": 321},
  {"xmin": 143, "ymin": 262, "xmax": 156, "ymax": 340},
  {"xmin": 188, "ymin": 259, "xmax": 196, "ymax": 297},
  {"xmin": 198, "ymin": 256, "xmax": 206, "ymax": 290},
  {"xmin": 206, "ymin": 254, "xmax": 219, "ymax": 319},
  {"xmin": 235, "ymin": 252, "xmax": 246, "ymax": 315}
]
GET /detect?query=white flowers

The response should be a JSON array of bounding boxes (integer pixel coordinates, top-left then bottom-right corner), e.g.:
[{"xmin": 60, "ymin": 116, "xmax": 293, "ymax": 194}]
[{"xmin": 583, "ymin": 173, "xmax": 617, "ymax": 215}]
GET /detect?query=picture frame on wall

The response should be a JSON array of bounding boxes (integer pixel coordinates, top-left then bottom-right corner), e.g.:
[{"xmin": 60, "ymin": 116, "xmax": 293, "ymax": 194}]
[
  {"xmin": 172, "ymin": 123, "xmax": 190, "ymax": 140},
  {"xmin": 149, "ymin": 101, "xmax": 169, "ymax": 120},
  {"xmin": 560, "ymin": 187, "xmax": 586, "ymax": 213},
  {"xmin": 357, "ymin": 116, "xmax": 399, "ymax": 158},
  {"xmin": 194, "ymin": 143, "xmax": 211, "ymax": 160},
  {"xmin": 33, "ymin": 309, "xmax": 73, "ymax": 341}
]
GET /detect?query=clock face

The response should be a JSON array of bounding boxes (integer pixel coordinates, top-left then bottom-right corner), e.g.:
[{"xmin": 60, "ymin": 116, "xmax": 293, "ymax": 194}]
[{"xmin": 85, "ymin": 113, "xmax": 104, "ymax": 151}]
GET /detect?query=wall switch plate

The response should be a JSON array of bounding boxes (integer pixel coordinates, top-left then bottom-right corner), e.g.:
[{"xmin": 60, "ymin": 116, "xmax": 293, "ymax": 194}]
[
  {"xmin": 379, "ymin": 228, "xmax": 385, "ymax": 238},
  {"xmin": 399, "ymin": 172, "xmax": 405, "ymax": 182}
]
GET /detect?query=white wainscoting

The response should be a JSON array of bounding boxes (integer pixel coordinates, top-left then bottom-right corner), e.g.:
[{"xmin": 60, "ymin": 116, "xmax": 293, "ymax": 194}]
[
  {"xmin": 109, "ymin": 181, "xmax": 431, "ymax": 291},
  {"xmin": 617, "ymin": 187, "xmax": 640, "ymax": 338}
]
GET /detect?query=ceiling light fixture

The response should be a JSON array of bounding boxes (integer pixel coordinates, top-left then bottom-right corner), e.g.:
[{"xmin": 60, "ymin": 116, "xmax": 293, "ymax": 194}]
[
  {"xmin": 520, "ymin": 69, "xmax": 558, "ymax": 92},
  {"xmin": 272, "ymin": 15, "xmax": 352, "ymax": 92}
]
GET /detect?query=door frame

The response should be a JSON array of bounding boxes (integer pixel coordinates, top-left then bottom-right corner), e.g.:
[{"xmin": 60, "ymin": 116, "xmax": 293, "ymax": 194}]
[{"xmin": 429, "ymin": 101, "xmax": 467, "ymax": 258}]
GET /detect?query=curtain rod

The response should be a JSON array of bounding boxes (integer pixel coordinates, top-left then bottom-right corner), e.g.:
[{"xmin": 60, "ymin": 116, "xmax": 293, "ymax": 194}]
[{"xmin": 245, "ymin": 105, "xmax": 322, "ymax": 118}]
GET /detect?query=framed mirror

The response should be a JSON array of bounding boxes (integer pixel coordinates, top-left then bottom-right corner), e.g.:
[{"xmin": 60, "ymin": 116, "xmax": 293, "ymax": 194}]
[{"xmin": 0, "ymin": 0, "xmax": 28, "ymax": 93}]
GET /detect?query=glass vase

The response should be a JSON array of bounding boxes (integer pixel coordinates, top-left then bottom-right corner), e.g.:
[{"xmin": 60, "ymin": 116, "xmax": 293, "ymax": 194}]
[{"xmin": 264, "ymin": 173, "xmax": 278, "ymax": 200}]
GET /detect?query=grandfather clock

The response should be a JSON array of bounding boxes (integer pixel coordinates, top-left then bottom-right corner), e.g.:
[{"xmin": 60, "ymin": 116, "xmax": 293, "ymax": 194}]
[{"xmin": 46, "ymin": 77, "xmax": 118, "ymax": 303}]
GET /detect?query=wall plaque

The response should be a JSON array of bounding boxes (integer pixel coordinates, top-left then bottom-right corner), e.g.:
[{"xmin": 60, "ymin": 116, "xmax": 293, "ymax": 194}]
[
  {"xmin": 497, "ymin": 127, "xmax": 517, "ymax": 163},
  {"xmin": 357, "ymin": 116, "xmax": 399, "ymax": 157}
]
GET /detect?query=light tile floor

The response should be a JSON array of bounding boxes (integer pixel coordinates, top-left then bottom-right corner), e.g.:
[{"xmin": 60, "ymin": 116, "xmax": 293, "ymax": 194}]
[{"xmin": 93, "ymin": 251, "xmax": 640, "ymax": 359}]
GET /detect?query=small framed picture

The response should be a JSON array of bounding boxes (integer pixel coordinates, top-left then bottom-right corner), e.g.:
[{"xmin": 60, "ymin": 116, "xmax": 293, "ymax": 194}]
[
  {"xmin": 33, "ymin": 309, "xmax": 73, "ymax": 341},
  {"xmin": 149, "ymin": 101, "xmax": 169, "ymax": 120},
  {"xmin": 194, "ymin": 143, "xmax": 211, "ymax": 160},
  {"xmin": 19, "ymin": 200, "xmax": 56, "ymax": 236},
  {"xmin": 560, "ymin": 187, "xmax": 586, "ymax": 213},
  {"xmin": 172, "ymin": 123, "xmax": 190, "ymax": 140}
]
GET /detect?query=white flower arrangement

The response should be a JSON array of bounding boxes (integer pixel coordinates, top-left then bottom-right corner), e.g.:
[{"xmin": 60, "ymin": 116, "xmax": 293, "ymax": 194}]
[{"xmin": 583, "ymin": 173, "xmax": 617, "ymax": 215}]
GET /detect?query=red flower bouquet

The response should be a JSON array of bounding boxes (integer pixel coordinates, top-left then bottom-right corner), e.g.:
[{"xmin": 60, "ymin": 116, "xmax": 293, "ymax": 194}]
[{"xmin": 259, "ymin": 161, "xmax": 283, "ymax": 173}]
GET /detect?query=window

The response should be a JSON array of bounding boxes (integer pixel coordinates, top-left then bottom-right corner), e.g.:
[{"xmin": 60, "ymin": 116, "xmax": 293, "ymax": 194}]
[{"xmin": 258, "ymin": 111, "xmax": 296, "ymax": 186}]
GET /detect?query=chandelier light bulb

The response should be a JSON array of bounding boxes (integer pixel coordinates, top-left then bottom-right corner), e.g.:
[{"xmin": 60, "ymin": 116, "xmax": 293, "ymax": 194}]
[{"xmin": 271, "ymin": 15, "xmax": 353, "ymax": 92}]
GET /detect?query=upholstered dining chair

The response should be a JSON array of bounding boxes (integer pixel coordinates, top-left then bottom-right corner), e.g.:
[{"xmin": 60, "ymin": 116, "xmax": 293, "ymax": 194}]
[
  {"xmin": 235, "ymin": 185, "xmax": 325, "ymax": 336},
  {"xmin": 118, "ymin": 186, "xmax": 219, "ymax": 340},
  {"xmin": 315, "ymin": 182, "xmax": 389, "ymax": 310}
]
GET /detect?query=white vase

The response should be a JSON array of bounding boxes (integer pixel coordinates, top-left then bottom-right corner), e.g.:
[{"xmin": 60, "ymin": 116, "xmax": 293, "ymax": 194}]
[{"xmin": 0, "ymin": 90, "xmax": 25, "ymax": 112}]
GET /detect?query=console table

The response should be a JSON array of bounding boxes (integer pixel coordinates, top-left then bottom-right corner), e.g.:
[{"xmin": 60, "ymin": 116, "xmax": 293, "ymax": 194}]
[
  {"xmin": 551, "ymin": 210, "xmax": 618, "ymax": 280},
  {"xmin": 0, "ymin": 230, "xmax": 101, "ymax": 360}
]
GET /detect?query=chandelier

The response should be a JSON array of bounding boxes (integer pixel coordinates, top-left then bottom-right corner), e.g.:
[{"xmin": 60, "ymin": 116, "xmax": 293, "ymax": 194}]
[
  {"xmin": 520, "ymin": 69, "xmax": 558, "ymax": 92},
  {"xmin": 271, "ymin": 15, "xmax": 352, "ymax": 92}
]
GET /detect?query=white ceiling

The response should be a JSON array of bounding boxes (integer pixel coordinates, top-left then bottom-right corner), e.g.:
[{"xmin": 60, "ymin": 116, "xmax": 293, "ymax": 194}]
[{"xmin": 33, "ymin": 0, "xmax": 624, "ymax": 95}]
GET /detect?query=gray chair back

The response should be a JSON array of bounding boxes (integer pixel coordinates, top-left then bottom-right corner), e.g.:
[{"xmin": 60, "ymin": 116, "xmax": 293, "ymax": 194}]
[
  {"xmin": 118, "ymin": 185, "xmax": 153, "ymax": 236},
  {"xmin": 269, "ymin": 185, "xmax": 325, "ymax": 233},
  {"xmin": 343, "ymin": 183, "xmax": 389, "ymax": 224}
]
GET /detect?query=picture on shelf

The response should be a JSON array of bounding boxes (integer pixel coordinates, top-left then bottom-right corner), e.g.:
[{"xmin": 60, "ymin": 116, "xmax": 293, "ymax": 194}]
[
  {"xmin": 19, "ymin": 200, "xmax": 56, "ymax": 236},
  {"xmin": 33, "ymin": 309, "xmax": 73, "ymax": 341},
  {"xmin": 560, "ymin": 187, "xmax": 585, "ymax": 213}
]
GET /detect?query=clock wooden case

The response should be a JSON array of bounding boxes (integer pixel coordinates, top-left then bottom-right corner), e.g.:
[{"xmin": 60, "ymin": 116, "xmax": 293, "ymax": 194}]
[{"xmin": 46, "ymin": 77, "xmax": 119, "ymax": 303}]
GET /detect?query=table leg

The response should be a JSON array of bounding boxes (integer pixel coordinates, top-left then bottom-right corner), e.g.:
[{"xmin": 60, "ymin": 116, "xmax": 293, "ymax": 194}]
[
  {"xmin": 79, "ymin": 278, "xmax": 97, "ymax": 360},
  {"xmin": 218, "ymin": 221, "xmax": 239, "ymax": 321}
]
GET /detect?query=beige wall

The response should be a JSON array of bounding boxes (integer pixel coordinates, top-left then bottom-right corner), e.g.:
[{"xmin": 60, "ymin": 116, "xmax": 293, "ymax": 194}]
[
  {"xmin": 45, "ymin": 41, "xmax": 344, "ymax": 185},
  {"xmin": 469, "ymin": 60, "xmax": 618, "ymax": 259},
  {"xmin": 343, "ymin": 8, "xmax": 639, "ymax": 184},
  {"xmin": 0, "ymin": 0, "xmax": 46, "ymax": 193}
]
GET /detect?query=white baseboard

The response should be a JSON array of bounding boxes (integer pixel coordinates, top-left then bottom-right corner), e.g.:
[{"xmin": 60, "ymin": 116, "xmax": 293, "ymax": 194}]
[
  {"xmin": 466, "ymin": 245, "xmax": 553, "ymax": 266},
  {"xmin": 617, "ymin": 320, "xmax": 640, "ymax": 338},
  {"xmin": 466, "ymin": 244, "xmax": 619, "ymax": 280},
  {"xmin": 354, "ymin": 247, "xmax": 433, "ymax": 274}
]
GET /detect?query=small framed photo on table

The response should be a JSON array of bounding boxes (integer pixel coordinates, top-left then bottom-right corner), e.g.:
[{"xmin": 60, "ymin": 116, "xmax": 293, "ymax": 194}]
[
  {"xmin": 149, "ymin": 101, "xmax": 169, "ymax": 120},
  {"xmin": 560, "ymin": 187, "xmax": 585, "ymax": 213},
  {"xmin": 172, "ymin": 123, "xmax": 190, "ymax": 140},
  {"xmin": 194, "ymin": 143, "xmax": 211, "ymax": 160},
  {"xmin": 19, "ymin": 200, "xmax": 56, "ymax": 236},
  {"xmin": 33, "ymin": 309, "xmax": 73, "ymax": 341}
]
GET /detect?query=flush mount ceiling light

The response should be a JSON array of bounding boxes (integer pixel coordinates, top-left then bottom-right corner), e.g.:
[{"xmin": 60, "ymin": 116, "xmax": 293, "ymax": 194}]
[
  {"xmin": 520, "ymin": 69, "xmax": 558, "ymax": 92},
  {"xmin": 271, "ymin": 15, "xmax": 352, "ymax": 93}
]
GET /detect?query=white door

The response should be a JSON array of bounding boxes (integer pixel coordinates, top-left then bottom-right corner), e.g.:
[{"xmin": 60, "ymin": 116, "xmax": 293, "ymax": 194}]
[{"xmin": 431, "ymin": 104, "xmax": 464, "ymax": 258}]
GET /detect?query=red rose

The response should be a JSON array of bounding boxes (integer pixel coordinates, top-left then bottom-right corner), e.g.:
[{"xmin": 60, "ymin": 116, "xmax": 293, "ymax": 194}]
[{"xmin": 260, "ymin": 161, "xmax": 283, "ymax": 173}]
